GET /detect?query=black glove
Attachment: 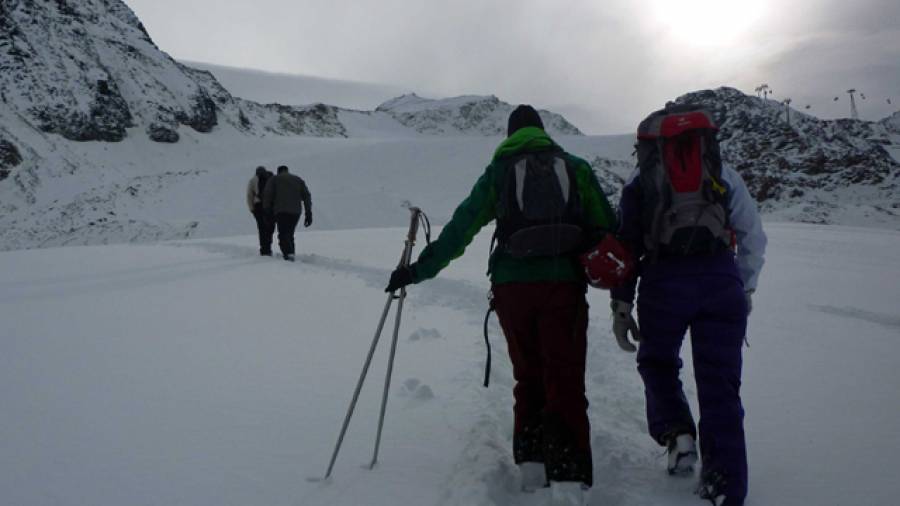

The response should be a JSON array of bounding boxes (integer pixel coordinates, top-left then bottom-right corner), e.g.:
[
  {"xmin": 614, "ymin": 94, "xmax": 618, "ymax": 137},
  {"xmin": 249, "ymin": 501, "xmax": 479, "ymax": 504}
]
[
  {"xmin": 385, "ymin": 265, "xmax": 415, "ymax": 293},
  {"xmin": 304, "ymin": 213, "xmax": 312, "ymax": 227}
]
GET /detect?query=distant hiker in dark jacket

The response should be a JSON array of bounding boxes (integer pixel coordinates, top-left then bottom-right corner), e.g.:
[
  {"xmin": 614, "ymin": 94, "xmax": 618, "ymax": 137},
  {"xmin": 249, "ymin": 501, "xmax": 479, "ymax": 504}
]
[
  {"xmin": 385, "ymin": 105, "xmax": 617, "ymax": 502},
  {"xmin": 247, "ymin": 166, "xmax": 275, "ymax": 256},
  {"xmin": 262, "ymin": 165, "xmax": 312, "ymax": 261},
  {"xmin": 610, "ymin": 106, "xmax": 767, "ymax": 506}
]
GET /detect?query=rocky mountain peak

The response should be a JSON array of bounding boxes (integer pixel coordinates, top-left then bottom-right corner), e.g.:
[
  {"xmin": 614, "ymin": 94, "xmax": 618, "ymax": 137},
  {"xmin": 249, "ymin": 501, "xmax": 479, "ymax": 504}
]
[
  {"xmin": 0, "ymin": 0, "xmax": 222, "ymax": 143},
  {"xmin": 671, "ymin": 87, "xmax": 898, "ymax": 210}
]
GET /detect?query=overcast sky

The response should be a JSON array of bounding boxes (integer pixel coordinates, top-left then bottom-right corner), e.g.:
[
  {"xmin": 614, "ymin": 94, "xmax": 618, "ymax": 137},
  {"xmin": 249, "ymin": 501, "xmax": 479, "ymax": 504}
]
[{"xmin": 126, "ymin": 0, "xmax": 899, "ymax": 134}]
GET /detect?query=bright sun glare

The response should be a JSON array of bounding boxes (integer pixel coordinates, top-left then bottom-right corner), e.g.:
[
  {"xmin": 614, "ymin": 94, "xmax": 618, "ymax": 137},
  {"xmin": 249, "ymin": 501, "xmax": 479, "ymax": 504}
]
[{"xmin": 651, "ymin": 0, "xmax": 770, "ymax": 47}]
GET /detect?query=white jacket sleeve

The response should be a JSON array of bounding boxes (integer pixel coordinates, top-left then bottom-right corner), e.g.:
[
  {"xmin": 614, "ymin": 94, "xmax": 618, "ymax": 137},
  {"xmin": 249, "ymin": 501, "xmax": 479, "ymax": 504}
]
[{"xmin": 722, "ymin": 166, "xmax": 767, "ymax": 292}]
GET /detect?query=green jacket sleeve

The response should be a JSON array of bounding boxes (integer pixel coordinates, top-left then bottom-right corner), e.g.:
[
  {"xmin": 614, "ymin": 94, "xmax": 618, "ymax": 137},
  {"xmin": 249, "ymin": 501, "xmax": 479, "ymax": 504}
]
[
  {"xmin": 412, "ymin": 166, "xmax": 498, "ymax": 282},
  {"xmin": 571, "ymin": 156, "xmax": 617, "ymax": 231}
]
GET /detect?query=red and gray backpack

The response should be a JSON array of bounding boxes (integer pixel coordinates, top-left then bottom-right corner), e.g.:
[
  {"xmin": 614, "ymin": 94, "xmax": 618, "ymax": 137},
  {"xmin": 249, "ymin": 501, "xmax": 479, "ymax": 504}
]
[{"xmin": 636, "ymin": 105, "xmax": 734, "ymax": 261}]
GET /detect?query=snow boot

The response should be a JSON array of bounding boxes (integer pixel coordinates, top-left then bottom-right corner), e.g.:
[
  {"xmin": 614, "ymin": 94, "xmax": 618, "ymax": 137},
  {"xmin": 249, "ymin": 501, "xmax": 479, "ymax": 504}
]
[
  {"xmin": 696, "ymin": 470, "xmax": 739, "ymax": 505},
  {"xmin": 549, "ymin": 481, "xmax": 587, "ymax": 506},
  {"xmin": 283, "ymin": 253, "xmax": 295, "ymax": 262},
  {"xmin": 667, "ymin": 433, "xmax": 698, "ymax": 476},
  {"xmin": 519, "ymin": 462, "xmax": 547, "ymax": 492}
]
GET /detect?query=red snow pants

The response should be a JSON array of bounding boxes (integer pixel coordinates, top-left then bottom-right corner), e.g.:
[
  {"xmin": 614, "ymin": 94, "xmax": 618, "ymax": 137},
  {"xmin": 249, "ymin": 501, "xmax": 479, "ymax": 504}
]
[{"xmin": 492, "ymin": 281, "xmax": 592, "ymax": 486}]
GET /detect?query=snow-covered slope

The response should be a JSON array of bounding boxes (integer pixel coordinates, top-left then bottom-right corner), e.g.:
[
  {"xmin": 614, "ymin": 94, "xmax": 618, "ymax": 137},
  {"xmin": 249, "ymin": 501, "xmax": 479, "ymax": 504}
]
[
  {"xmin": 2, "ymin": 224, "xmax": 898, "ymax": 506},
  {"xmin": 0, "ymin": 126, "xmax": 633, "ymax": 251}
]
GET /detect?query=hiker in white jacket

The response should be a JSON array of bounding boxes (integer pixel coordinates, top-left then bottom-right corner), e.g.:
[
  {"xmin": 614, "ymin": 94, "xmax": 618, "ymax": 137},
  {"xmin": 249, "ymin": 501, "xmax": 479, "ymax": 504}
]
[{"xmin": 246, "ymin": 166, "xmax": 275, "ymax": 256}]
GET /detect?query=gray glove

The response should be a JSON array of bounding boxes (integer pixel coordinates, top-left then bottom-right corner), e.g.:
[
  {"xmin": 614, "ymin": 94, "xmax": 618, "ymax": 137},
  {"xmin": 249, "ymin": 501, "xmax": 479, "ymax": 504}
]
[
  {"xmin": 745, "ymin": 289, "xmax": 754, "ymax": 315},
  {"xmin": 611, "ymin": 300, "xmax": 642, "ymax": 352}
]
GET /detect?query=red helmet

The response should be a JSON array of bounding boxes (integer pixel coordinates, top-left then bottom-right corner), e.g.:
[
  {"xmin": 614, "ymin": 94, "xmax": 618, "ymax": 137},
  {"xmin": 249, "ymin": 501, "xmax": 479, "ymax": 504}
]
[{"xmin": 579, "ymin": 234, "xmax": 635, "ymax": 289}]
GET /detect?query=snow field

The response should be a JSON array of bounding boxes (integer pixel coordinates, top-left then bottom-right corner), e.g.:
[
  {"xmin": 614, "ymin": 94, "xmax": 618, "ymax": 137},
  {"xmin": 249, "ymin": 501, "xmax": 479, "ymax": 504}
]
[{"xmin": 1, "ymin": 223, "xmax": 898, "ymax": 505}]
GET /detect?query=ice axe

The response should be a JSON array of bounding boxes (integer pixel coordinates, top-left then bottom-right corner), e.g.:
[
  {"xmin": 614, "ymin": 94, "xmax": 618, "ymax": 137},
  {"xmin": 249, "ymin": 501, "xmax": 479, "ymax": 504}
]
[{"xmin": 310, "ymin": 205, "xmax": 430, "ymax": 482}]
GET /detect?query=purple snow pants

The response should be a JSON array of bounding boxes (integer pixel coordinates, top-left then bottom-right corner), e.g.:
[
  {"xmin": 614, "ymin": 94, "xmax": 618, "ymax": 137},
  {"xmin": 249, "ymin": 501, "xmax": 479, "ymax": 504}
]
[{"xmin": 636, "ymin": 253, "xmax": 748, "ymax": 503}]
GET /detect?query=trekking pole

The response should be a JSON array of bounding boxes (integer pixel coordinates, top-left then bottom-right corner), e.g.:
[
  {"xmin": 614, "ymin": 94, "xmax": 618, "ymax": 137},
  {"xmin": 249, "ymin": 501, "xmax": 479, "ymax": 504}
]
[
  {"xmin": 321, "ymin": 292, "xmax": 395, "ymax": 480},
  {"xmin": 319, "ymin": 206, "xmax": 424, "ymax": 480},
  {"xmin": 368, "ymin": 207, "xmax": 421, "ymax": 469}
]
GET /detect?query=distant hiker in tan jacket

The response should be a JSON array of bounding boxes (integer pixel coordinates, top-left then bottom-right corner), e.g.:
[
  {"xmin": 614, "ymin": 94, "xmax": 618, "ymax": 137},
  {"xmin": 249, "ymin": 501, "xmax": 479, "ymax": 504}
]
[
  {"xmin": 247, "ymin": 166, "xmax": 275, "ymax": 256},
  {"xmin": 262, "ymin": 165, "xmax": 312, "ymax": 261}
]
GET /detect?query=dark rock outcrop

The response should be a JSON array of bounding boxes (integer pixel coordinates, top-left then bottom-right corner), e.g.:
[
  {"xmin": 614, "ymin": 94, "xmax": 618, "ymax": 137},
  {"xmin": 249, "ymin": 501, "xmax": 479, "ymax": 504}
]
[
  {"xmin": 32, "ymin": 78, "xmax": 134, "ymax": 142},
  {"xmin": 272, "ymin": 103, "xmax": 347, "ymax": 137},
  {"xmin": 175, "ymin": 90, "xmax": 218, "ymax": 133},
  {"xmin": 147, "ymin": 123, "xmax": 179, "ymax": 143},
  {"xmin": 0, "ymin": 137, "xmax": 22, "ymax": 181}
]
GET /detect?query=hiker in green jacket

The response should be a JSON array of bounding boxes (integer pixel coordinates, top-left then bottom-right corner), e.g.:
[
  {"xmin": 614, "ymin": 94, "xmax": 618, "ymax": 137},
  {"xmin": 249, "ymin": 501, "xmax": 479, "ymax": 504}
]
[{"xmin": 386, "ymin": 105, "xmax": 616, "ymax": 501}]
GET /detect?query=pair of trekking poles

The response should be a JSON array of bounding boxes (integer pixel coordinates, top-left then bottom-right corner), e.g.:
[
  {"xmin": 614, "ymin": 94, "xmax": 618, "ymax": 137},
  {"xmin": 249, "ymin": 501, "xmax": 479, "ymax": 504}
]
[{"xmin": 312, "ymin": 205, "xmax": 431, "ymax": 481}]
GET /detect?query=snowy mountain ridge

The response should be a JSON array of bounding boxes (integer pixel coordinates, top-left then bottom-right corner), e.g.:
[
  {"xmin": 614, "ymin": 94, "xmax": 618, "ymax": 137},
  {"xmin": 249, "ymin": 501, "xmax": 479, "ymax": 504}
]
[
  {"xmin": 375, "ymin": 93, "xmax": 582, "ymax": 136},
  {"xmin": 0, "ymin": 0, "xmax": 579, "ymax": 150}
]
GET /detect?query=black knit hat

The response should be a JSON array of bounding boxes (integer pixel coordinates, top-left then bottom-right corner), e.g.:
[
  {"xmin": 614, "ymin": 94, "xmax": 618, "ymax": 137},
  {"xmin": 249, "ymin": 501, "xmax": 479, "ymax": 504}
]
[{"xmin": 507, "ymin": 105, "xmax": 544, "ymax": 137}]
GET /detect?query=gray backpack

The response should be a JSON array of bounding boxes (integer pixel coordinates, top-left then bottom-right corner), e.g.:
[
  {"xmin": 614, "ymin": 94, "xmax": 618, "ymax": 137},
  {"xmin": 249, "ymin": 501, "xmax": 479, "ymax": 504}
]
[
  {"xmin": 635, "ymin": 105, "xmax": 733, "ymax": 260},
  {"xmin": 494, "ymin": 151, "xmax": 584, "ymax": 258}
]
